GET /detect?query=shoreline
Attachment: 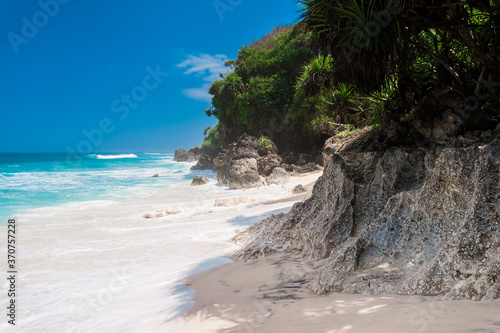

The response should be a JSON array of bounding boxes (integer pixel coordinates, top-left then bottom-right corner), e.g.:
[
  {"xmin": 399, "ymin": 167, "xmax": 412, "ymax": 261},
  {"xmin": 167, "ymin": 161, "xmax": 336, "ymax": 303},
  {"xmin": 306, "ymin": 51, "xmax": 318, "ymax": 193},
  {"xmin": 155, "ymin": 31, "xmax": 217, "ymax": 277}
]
[
  {"xmin": 3, "ymin": 154, "xmax": 323, "ymax": 332},
  {"xmin": 178, "ymin": 254, "xmax": 500, "ymax": 333}
]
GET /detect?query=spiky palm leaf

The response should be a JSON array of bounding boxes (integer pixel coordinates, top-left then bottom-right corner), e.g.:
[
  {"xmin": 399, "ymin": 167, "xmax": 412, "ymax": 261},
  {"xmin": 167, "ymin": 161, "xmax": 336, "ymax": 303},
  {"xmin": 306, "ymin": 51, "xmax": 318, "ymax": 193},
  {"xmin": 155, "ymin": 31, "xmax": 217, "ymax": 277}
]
[{"xmin": 299, "ymin": 0, "xmax": 402, "ymax": 93}]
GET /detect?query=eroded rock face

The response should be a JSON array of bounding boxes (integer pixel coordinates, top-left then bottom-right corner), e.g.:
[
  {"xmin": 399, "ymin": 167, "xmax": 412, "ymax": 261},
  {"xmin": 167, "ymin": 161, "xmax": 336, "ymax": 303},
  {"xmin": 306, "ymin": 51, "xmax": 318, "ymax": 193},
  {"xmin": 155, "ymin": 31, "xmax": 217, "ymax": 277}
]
[
  {"xmin": 234, "ymin": 128, "xmax": 500, "ymax": 301},
  {"xmin": 191, "ymin": 154, "xmax": 215, "ymax": 171},
  {"xmin": 266, "ymin": 167, "xmax": 290, "ymax": 186},
  {"xmin": 258, "ymin": 154, "xmax": 282, "ymax": 176},
  {"xmin": 214, "ymin": 134, "xmax": 277, "ymax": 189},
  {"xmin": 227, "ymin": 158, "xmax": 265, "ymax": 189},
  {"xmin": 212, "ymin": 134, "xmax": 323, "ymax": 188}
]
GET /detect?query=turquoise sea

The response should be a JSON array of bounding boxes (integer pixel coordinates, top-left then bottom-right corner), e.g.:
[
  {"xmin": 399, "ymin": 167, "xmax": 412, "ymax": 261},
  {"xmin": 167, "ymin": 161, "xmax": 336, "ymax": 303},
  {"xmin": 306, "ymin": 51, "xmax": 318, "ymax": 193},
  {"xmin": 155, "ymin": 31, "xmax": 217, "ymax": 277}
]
[
  {"xmin": 0, "ymin": 153, "xmax": 194, "ymax": 223},
  {"xmin": 0, "ymin": 151, "xmax": 301, "ymax": 332}
]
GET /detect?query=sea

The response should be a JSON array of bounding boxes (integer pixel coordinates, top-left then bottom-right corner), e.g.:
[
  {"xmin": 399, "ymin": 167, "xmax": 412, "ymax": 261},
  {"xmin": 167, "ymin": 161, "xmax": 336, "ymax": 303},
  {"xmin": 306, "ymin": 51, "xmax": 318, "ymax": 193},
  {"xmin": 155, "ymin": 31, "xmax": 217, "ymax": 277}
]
[{"xmin": 0, "ymin": 153, "xmax": 297, "ymax": 332}]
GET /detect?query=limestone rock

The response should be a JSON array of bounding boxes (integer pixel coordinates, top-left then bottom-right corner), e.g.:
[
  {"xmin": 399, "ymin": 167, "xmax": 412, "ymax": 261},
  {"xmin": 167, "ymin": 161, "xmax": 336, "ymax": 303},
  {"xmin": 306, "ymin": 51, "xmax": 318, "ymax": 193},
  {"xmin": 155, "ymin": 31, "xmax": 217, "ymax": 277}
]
[
  {"xmin": 174, "ymin": 148, "xmax": 196, "ymax": 162},
  {"xmin": 308, "ymin": 237, "xmax": 362, "ymax": 293},
  {"xmin": 227, "ymin": 158, "xmax": 264, "ymax": 189},
  {"xmin": 292, "ymin": 185, "xmax": 307, "ymax": 194},
  {"xmin": 191, "ymin": 176, "xmax": 210, "ymax": 186},
  {"xmin": 235, "ymin": 127, "xmax": 500, "ymax": 301},
  {"xmin": 257, "ymin": 154, "xmax": 282, "ymax": 176},
  {"xmin": 191, "ymin": 154, "xmax": 215, "ymax": 171},
  {"xmin": 282, "ymin": 162, "xmax": 321, "ymax": 174},
  {"xmin": 189, "ymin": 146, "xmax": 202, "ymax": 158},
  {"xmin": 266, "ymin": 167, "xmax": 290, "ymax": 186},
  {"xmin": 215, "ymin": 134, "xmax": 274, "ymax": 189}
]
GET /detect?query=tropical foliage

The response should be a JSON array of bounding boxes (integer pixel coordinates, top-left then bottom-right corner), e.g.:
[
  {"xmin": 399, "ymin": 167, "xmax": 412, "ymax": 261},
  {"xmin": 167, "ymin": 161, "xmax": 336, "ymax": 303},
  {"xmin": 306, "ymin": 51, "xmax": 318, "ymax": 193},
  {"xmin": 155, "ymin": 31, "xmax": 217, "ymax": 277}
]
[
  {"xmin": 208, "ymin": 25, "xmax": 315, "ymax": 143},
  {"xmin": 201, "ymin": 124, "xmax": 223, "ymax": 150},
  {"xmin": 298, "ymin": 0, "xmax": 500, "ymax": 108},
  {"xmin": 204, "ymin": 1, "xmax": 499, "ymax": 151}
]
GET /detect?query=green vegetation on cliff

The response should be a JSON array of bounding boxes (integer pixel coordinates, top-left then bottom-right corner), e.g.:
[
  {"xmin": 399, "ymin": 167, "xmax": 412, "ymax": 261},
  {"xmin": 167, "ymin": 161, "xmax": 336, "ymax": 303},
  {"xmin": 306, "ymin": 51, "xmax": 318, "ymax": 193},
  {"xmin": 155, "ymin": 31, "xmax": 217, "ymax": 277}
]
[
  {"xmin": 299, "ymin": 0, "xmax": 500, "ymax": 109},
  {"xmin": 203, "ymin": 0, "xmax": 499, "ymax": 151},
  {"xmin": 208, "ymin": 25, "xmax": 316, "ymax": 149}
]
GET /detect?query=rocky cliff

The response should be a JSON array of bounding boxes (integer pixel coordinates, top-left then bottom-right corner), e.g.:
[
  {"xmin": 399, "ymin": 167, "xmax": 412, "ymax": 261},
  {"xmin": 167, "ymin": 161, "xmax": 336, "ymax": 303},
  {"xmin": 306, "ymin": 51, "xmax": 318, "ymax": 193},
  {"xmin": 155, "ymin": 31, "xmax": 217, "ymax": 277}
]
[
  {"xmin": 234, "ymin": 124, "xmax": 500, "ymax": 301},
  {"xmin": 211, "ymin": 133, "xmax": 321, "ymax": 189}
]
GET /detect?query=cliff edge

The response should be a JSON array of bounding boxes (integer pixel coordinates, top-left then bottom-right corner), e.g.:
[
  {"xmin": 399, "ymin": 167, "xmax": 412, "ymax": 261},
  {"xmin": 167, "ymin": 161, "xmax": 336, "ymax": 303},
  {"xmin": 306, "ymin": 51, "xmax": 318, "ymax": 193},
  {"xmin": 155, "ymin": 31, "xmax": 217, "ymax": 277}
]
[{"xmin": 234, "ymin": 123, "xmax": 500, "ymax": 301}]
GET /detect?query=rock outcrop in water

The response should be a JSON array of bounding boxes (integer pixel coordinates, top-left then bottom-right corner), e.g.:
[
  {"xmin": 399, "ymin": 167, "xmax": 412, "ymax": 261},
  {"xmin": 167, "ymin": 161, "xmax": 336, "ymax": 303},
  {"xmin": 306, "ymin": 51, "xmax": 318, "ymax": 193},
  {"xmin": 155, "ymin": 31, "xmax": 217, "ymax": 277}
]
[
  {"xmin": 174, "ymin": 146, "xmax": 205, "ymax": 163},
  {"xmin": 191, "ymin": 176, "xmax": 210, "ymax": 186},
  {"xmin": 212, "ymin": 133, "xmax": 322, "ymax": 189},
  {"xmin": 174, "ymin": 148, "xmax": 197, "ymax": 162},
  {"xmin": 234, "ymin": 124, "xmax": 500, "ymax": 301},
  {"xmin": 191, "ymin": 154, "xmax": 215, "ymax": 171},
  {"xmin": 214, "ymin": 134, "xmax": 270, "ymax": 189}
]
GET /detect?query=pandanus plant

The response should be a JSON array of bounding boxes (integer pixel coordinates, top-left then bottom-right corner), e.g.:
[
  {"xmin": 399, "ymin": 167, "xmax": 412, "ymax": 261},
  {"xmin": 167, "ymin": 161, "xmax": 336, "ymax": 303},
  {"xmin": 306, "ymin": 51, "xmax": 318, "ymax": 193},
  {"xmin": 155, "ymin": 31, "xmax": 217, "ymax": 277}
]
[{"xmin": 298, "ymin": 0, "xmax": 500, "ymax": 107}]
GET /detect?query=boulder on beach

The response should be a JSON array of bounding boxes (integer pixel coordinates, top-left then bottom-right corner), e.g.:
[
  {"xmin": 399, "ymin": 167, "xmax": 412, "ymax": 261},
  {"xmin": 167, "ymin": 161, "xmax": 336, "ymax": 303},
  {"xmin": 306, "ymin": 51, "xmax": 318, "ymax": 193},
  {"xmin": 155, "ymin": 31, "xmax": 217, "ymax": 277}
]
[
  {"xmin": 257, "ymin": 154, "xmax": 282, "ymax": 176},
  {"xmin": 228, "ymin": 158, "xmax": 265, "ymax": 189},
  {"xmin": 215, "ymin": 133, "xmax": 278, "ymax": 189},
  {"xmin": 191, "ymin": 176, "xmax": 210, "ymax": 186},
  {"xmin": 143, "ymin": 207, "xmax": 181, "ymax": 219},
  {"xmin": 266, "ymin": 167, "xmax": 290, "ymax": 186}
]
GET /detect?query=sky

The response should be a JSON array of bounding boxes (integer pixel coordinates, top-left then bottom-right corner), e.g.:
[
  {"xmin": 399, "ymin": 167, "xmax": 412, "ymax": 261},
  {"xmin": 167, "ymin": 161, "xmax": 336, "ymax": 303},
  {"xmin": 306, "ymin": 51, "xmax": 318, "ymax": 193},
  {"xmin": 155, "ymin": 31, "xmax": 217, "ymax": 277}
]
[{"xmin": 0, "ymin": 0, "xmax": 301, "ymax": 153}]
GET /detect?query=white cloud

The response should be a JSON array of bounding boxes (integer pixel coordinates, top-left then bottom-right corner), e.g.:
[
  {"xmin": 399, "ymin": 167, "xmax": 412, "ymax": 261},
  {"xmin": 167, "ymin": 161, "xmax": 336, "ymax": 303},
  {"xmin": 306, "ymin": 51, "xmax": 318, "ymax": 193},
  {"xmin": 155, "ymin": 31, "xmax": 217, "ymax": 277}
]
[
  {"xmin": 178, "ymin": 53, "xmax": 228, "ymax": 102},
  {"xmin": 177, "ymin": 53, "xmax": 228, "ymax": 82},
  {"xmin": 182, "ymin": 84, "xmax": 212, "ymax": 103}
]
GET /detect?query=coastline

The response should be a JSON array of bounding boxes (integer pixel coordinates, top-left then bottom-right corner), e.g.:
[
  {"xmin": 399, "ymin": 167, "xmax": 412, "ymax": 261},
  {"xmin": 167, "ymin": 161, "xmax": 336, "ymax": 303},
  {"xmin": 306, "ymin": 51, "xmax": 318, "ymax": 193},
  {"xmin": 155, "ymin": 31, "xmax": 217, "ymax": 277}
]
[
  {"xmin": 175, "ymin": 162, "xmax": 500, "ymax": 333},
  {"xmin": 6, "ymin": 149, "xmax": 498, "ymax": 332},
  {"xmin": 1, "ymin": 152, "xmax": 323, "ymax": 332},
  {"xmin": 178, "ymin": 255, "xmax": 500, "ymax": 333},
  {"xmin": 166, "ymin": 170, "xmax": 324, "ymax": 329}
]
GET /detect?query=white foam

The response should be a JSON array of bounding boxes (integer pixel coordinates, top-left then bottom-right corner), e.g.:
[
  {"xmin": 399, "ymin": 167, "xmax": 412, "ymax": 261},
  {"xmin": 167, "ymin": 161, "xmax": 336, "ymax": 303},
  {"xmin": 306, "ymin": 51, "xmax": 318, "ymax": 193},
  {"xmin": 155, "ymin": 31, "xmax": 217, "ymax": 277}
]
[
  {"xmin": 91, "ymin": 154, "xmax": 138, "ymax": 159},
  {"xmin": 0, "ymin": 174, "xmax": 310, "ymax": 332}
]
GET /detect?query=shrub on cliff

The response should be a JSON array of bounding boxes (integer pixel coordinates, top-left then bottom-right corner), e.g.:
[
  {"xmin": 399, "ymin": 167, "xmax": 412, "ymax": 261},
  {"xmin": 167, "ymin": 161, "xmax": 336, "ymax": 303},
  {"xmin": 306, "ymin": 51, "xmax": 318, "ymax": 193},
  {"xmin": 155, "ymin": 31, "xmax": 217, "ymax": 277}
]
[
  {"xmin": 208, "ymin": 25, "xmax": 315, "ymax": 144},
  {"xmin": 201, "ymin": 124, "xmax": 223, "ymax": 150}
]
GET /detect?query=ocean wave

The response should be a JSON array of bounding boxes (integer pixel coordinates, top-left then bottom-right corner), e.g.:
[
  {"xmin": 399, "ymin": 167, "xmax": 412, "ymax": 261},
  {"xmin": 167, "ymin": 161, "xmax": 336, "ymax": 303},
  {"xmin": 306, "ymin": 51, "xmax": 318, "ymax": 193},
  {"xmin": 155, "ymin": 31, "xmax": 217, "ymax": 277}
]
[{"xmin": 90, "ymin": 154, "xmax": 138, "ymax": 159}]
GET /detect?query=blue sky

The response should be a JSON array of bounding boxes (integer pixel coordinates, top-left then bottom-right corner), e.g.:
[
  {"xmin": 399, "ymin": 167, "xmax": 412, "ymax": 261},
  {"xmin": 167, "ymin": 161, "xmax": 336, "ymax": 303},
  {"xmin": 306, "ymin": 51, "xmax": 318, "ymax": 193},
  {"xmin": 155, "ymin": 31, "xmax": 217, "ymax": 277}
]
[{"xmin": 0, "ymin": 0, "xmax": 301, "ymax": 153}]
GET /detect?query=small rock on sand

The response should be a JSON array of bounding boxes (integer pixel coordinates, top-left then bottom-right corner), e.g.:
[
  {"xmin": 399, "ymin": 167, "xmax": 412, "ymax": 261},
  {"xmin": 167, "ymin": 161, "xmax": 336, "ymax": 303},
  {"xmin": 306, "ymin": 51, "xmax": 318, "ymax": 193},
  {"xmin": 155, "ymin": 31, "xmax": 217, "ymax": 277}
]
[
  {"xmin": 143, "ymin": 207, "xmax": 181, "ymax": 219},
  {"xmin": 214, "ymin": 196, "xmax": 249, "ymax": 207},
  {"xmin": 292, "ymin": 184, "xmax": 307, "ymax": 194},
  {"xmin": 194, "ymin": 211, "xmax": 214, "ymax": 216},
  {"xmin": 191, "ymin": 176, "xmax": 210, "ymax": 186}
]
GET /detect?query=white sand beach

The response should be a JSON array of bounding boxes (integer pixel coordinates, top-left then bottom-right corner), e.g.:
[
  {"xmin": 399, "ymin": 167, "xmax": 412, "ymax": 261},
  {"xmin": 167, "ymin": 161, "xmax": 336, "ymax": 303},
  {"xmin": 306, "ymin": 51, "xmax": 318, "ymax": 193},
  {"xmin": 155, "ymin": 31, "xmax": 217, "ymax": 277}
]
[
  {"xmin": 0, "ymin": 168, "xmax": 323, "ymax": 333},
  {"xmin": 178, "ymin": 254, "xmax": 500, "ymax": 333}
]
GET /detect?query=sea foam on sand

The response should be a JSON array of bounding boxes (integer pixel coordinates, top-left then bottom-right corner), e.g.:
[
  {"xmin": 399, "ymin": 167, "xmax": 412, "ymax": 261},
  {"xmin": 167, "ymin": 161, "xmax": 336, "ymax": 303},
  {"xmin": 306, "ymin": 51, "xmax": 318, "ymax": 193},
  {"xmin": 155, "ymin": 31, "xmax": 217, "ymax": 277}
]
[{"xmin": 0, "ymin": 171, "xmax": 321, "ymax": 333}]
